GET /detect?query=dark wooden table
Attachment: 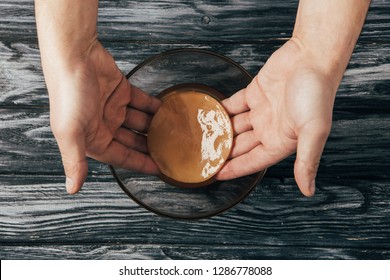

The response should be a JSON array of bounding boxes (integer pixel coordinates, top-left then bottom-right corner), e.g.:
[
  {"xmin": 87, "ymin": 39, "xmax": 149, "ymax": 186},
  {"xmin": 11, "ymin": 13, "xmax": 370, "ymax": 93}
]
[{"xmin": 1, "ymin": 0, "xmax": 389, "ymax": 260}]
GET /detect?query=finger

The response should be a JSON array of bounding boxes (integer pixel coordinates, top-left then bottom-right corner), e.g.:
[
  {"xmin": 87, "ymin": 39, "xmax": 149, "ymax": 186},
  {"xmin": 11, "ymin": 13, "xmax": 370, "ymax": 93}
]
[
  {"xmin": 294, "ymin": 121, "xmax": 331, "ymax": 197},
  {"xmin": 97, "ymin": 140, "xmax": 159, "ymax": 175},
  {"xmin": 229, "ymin": 130, "xmax": 261, "ymax": 159},
  {"xmin": 230, "ymin": 111, "xmax": 252, "ymax": 136},
  {"xmin": 221, "ymin": 88, "xmax": 249, "ymax": 115},
  {"xmin": 123, "ymin": 108, "xmax": 153, "ymax": 133},
  {"xmin": 216, "ymin": 144, "xmax": 272, "ymax": 181},
  {"xmin": 129, "ymin": 84, "xmax": 161, "ymax": 114},
  {"xmin": 53, "ymin": 126, "xmax": 88, "ymax": 195},
  {"xmin": 104, "ymin": 75, "xmax": 131, "ymax": 121},
  {"xmin": 114, "ymin": 127, "xmax": 148, "ymax": 153}
]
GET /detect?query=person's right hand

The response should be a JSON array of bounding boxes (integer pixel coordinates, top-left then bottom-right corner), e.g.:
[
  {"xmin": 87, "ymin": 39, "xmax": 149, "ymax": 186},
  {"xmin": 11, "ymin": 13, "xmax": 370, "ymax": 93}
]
[
  {"xmin": 47, "ymin": 41, "xmax": 161, "ymax": 194},
  {"xmin": 216, "ymin": 38, "xmax": 338, "ymax": 196},
  {"xmin": 216, "ymin": 0, "xmax": 371, "ymax": 197}
]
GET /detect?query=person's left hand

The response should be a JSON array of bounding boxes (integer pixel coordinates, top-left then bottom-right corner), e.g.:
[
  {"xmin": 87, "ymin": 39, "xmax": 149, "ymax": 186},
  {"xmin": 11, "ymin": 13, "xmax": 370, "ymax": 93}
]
[{"xmin": 46, "ymin": 41, "xmax": 161, "ymax": 194}]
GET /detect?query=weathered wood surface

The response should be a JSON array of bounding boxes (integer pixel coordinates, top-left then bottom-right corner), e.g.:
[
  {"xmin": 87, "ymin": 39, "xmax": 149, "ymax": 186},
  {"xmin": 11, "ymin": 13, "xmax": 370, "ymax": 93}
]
[
  {"xmin": 0, "ymin": 0, "xmax": 389, "ymax": 44},
  {"xmin": 0, "ymin": 175, "xmax": 390, "ymax": 246},
  {"xmin": 1, "ymin": 0, "xmax": 390, "ymax": 260},
  {"xmin": 2, "ymin": 245, "xmax": 390, "ymax": 260},
  {"xmin": 1, "ymin": 42, "xmax": 389, "ymax": 178}
]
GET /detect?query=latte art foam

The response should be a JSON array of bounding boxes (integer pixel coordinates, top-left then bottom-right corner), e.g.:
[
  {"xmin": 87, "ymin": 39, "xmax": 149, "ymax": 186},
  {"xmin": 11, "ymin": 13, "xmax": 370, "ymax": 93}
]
[{"xmin": 147, "ymin": 90, "xmax": 233, "ymax": 186}]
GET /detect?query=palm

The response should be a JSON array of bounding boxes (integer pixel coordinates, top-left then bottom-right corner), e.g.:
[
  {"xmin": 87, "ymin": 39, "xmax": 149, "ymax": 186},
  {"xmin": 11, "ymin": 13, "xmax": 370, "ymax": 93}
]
[
  {"xmin": 217, "ymin": 40, "xmax": 335, "ymax": 196},
  {"xmin": 49, "ymin": 42, "xmax": 160, "ymax": 193}
]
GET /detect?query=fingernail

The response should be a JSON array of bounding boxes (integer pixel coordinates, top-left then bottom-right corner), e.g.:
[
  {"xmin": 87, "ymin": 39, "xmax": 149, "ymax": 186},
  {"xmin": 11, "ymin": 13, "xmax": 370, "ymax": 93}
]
[
  {"xmin": 65, "ymin": 177, "xmax": 74, "ymax": 193},
  {"xmin": 309, "ymin": 179, "xmax": 316, "ymax": 196}
]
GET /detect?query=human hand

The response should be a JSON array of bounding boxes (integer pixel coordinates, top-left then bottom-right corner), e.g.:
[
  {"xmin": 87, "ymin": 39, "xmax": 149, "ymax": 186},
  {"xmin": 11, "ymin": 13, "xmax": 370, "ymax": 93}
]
[
  {"xmin": 35, "ymin": 0, "xmax": 161, "ymax": 194},
  {"xmin": 216, "ymin": 39, "xmax": 337, "ymax": 196},
  {"xmin": 47, "ymin": 42, "xmax": 161, "ymax": 194},
  {"xmin": 216, "ymin": 0, "xmax": 370, "ymax": 196}
]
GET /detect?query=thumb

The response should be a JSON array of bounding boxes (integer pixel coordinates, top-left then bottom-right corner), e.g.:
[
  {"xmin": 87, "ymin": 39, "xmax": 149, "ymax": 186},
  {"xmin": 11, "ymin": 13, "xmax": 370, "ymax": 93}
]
[
  {"xmin": 294, "ymin": 121, "xmax": 331, "ymax": 197},
  {"xmin": 54, "ymin": 126, "xmax": 88, "ymax": 194}
]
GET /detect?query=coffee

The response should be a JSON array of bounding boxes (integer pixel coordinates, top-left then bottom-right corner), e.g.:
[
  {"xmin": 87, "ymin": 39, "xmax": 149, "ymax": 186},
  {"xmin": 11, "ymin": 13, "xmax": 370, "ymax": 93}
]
[{"xmin": 148, "ymin": 86, "xmax": 232, "ymax": 187}]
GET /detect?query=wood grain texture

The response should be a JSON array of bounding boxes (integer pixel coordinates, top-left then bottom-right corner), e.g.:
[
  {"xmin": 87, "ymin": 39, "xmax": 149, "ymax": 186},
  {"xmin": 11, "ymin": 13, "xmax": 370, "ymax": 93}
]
[
  {"xmin": 0, "ymin": 175, "xmax": 389, "ymax": 252},
  {"xmin": 0, "ymin": 0, "xmax": 389, "ymax": 43},
  {"xmin": 1, "ymin": 41, "xmax": 389, "ymax": 106},
  {"xmin": 1, "ymin": 245, "xmax": 390, "ymax": 260},
  {"xmin": 1, "ymin": 41, "xmax": 388, "ymax": 178},
  {"xmin": 1, "ymin": 0, "xmax": 389, "ymax": 260},
  {"xmin": 1, "ymin": 106, "xmax": 389, "ymax": 179}
]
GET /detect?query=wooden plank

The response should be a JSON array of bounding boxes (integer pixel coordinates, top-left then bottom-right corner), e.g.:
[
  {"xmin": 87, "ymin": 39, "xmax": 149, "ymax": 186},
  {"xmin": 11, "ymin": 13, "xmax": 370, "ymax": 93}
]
[
  {"xmin": 1, "ymin": 106, "xmax": 389, "ymax": 178},
  {"xmin": 1, "ymin": 244, "xmax": 389, "ymax": 260},
  {"xmin": 0, "ymin": 42, "xmax": 278, "ymax": 107},
  {"xmin": 0, "ymin": 42, "xmax": 45, "ymax": 106},
  {"xmin": 1, "ymin": 40, "xmax": 390, "ymax": 106},
  {"xmin": 0, "ymin": 175, "xmax": 389, "ymax": 250},
  {"xmin": 0, "ymin": 0, "xmax": 388, "ymax": 44},
  {"xmin": 96, "ymin": 0, "xmax": 390, "ymax": 43}
]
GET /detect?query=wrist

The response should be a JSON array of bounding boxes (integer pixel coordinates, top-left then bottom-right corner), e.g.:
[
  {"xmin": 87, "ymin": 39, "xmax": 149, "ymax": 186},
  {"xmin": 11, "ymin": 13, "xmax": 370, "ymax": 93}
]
[
  {"xmin": 288, "ymin": 35, "xmax": 349, "ymax": 85},
  {"xmin": 42, "ymin": 40, "xmax": 122, "ymax": 102},
  {"xmin": 285, "ymin": 36, "xmax": 347, "ymax": 93},
  {"xmin": 291, "ymin": 0, "xmax": 370, "ymax": 85},
  {"xmin": 35, "ymin": 0, "xmax": 99, "ymax": 74},
  {"xmin": 39, "ymin": 38, "xmax": 98, "ymax": 93}
]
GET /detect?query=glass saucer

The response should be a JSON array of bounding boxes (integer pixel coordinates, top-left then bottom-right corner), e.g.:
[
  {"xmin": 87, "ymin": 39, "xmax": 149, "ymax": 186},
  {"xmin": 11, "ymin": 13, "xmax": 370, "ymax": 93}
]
[{"xmin": 110, "ymin": 48, "xmax": 266, "ymax": 219}]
